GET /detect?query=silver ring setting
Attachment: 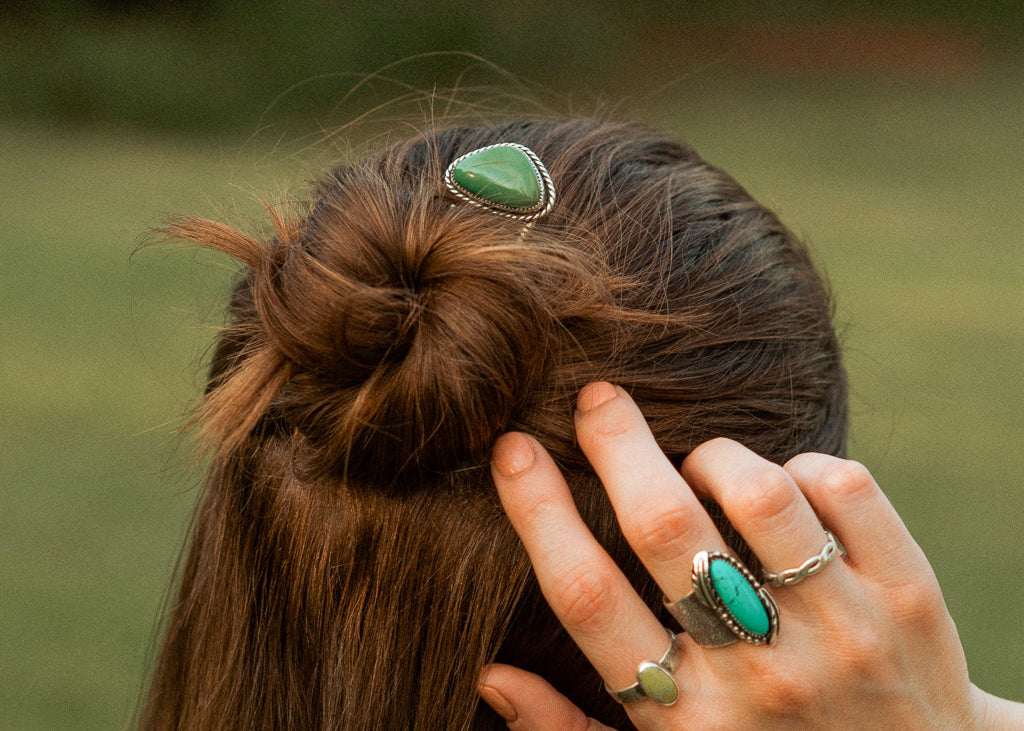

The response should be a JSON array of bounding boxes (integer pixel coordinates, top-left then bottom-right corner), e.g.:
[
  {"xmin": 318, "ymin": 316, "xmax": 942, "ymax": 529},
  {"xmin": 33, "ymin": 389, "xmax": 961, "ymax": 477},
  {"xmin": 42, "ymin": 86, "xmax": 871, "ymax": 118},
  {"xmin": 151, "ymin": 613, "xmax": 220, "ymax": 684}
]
[
  {"xmin": 665, "ymin": 551, "xmax": 780, "ymax": 646},
  {"xmin": 443, "ymin": 142, "xmax": 556, "ymax": 223},
  {"xmin": 606, "ymin": 628, "xmax": 682, "ymax": 706}
]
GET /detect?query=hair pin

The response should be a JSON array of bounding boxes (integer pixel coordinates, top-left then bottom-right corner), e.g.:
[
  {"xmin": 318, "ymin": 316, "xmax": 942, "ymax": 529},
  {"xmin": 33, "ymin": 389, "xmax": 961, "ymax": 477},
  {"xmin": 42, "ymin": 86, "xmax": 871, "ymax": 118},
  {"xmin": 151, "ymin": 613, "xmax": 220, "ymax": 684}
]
[{"xmin": 444, "ymin": 143, "xmax": 555, "ymax": 231}]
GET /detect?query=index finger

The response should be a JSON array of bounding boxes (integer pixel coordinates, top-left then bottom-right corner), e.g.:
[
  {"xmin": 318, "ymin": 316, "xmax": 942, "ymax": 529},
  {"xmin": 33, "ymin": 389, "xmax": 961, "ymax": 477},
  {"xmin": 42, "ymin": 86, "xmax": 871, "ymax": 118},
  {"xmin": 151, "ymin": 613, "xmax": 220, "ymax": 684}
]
[{"xmin": 490, "ymin": 431, "xmax": 673, "ymax": 693}]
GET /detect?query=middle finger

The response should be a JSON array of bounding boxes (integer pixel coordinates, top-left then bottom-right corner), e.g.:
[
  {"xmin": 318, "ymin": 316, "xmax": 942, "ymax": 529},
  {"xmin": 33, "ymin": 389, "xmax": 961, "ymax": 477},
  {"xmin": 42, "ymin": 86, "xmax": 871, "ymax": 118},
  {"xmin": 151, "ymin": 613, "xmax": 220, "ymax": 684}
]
[{"xmin": 574, "ymin": 382, "xmax": 729, "ymax": 601}]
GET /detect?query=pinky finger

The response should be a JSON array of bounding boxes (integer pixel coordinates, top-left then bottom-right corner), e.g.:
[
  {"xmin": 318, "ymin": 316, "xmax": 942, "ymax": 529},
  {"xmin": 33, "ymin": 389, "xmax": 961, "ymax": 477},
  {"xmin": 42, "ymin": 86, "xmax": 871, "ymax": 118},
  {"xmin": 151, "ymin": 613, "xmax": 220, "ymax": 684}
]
[
  {"xmin": 782, "ymin": 453, "xmax": 932, "ymax": 584},
  {"xmin": 479, "ymin": 663, "xmax": 616, "ymax": 731}
]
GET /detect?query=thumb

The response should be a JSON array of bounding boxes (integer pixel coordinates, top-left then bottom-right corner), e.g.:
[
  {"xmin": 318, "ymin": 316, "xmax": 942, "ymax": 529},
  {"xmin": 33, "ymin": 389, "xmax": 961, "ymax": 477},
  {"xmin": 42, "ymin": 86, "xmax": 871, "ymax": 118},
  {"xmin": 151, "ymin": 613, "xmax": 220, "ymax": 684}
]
[{"xmin": 478, "ymin": 663, "xmax": 617, "ymax": 731}]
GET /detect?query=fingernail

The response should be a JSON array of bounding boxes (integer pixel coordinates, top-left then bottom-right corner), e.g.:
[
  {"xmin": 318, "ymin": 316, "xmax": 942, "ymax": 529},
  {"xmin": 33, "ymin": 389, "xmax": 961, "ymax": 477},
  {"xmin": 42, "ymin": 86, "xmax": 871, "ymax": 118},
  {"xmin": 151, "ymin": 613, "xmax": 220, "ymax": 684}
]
[
  {"xmin": 577, "ymin": 381, "xmax": 617, "ymax": 414},
  {"xmin": 479, "ymin": 683, "xmax": 517, "ymax": 722},
  {"xmin": 493, "ymin": 432, "xmax": 535, "ymax": 477}
]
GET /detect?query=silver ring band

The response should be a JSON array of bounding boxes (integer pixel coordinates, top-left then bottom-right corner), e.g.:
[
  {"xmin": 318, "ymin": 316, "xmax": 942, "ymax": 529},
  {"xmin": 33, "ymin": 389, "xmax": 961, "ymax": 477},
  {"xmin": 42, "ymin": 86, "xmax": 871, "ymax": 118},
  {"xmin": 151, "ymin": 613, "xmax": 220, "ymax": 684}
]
[
  {"xmin": 664, "ymin": 590, "xmax": 741, "ymax": 647},
  {"xmin": 606, "ymin": 628, "xmax": 682, "ymax": 705},
  {"xmin": 762, "ymin": 529, "xmax": 841, "ymax": 587}
]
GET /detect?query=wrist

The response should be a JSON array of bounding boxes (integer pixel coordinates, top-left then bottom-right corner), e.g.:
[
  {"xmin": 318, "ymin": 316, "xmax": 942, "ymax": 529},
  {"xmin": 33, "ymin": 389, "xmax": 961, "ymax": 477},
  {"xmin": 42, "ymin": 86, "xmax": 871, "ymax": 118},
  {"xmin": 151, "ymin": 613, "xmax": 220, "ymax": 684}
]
[{"xmin": 972, "ymin": 684, "xmax": 1024, "ymax": 730}]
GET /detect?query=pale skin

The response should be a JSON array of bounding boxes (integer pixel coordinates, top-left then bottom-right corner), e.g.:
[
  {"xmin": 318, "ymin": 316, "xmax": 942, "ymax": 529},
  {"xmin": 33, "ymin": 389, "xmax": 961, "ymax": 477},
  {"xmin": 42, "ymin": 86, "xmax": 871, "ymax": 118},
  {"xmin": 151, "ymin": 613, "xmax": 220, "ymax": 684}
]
[{"xmin": 482, "ymin": 381, "xmax": 1024, "ymax": 730}]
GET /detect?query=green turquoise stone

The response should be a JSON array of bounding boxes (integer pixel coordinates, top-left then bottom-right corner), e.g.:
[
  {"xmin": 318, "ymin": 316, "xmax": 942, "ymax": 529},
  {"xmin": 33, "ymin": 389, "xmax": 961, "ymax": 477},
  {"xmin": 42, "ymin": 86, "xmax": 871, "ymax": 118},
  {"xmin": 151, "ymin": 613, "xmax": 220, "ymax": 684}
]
[
  {"xmin": 709, "ymin": 558, "xmax": 770, "ymax": 637},
  {"xmin": 637, "ymin": 662, "xmax": 678, "ymax": 705},
  {"xmin": 451, "ymin": 145, "xmax": 542, "ymax": 210}
]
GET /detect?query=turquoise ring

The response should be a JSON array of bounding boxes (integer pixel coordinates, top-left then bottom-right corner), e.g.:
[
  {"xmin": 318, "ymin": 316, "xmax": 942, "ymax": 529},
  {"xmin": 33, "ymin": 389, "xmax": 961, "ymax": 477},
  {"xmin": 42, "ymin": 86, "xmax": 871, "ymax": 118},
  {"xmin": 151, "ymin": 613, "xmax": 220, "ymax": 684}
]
[{"xmin": 665, "ymin": 551, "xmax": 780, "ymax": 646}]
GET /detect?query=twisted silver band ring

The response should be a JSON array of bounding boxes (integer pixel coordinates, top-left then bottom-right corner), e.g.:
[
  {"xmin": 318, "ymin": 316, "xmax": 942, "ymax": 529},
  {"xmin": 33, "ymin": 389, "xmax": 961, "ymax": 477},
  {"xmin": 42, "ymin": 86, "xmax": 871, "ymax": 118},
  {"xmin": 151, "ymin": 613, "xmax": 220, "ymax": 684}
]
[{"xmin": 762, "ymin": 529, "xmax": 842, "ymax": 587}]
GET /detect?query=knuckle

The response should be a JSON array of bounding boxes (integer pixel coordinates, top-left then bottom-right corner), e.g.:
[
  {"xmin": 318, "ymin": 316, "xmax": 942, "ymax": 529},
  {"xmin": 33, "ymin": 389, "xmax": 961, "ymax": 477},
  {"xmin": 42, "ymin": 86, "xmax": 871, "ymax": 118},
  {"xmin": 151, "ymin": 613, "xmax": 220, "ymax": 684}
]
[
  {"xmin": 818, "ymin": 460, "xmax": 876, "ymax": 503},
  {"xmin": 835, "ymin": 623, "xmax": 888, "ymax": 675},
  {"xmin": 749, "ymin": 658, "xmax": 819, "ymax": 716},
  {"xmin": 735, "ymin": 467, "xmax": 798, "ymax": 528},
  {"xmin": 887, "ymin": 576, "xmax": 945, "ymax": 627},
  {"xmin": 687, "ymin": 437, "xmax": 738, "ymax": 466},
  {"xmin": 517, "ymin": 491, "xmax": 560, "ymax": 530},
  {"xmin": 782, "ymin": 451, "xmax": 818, "ymax": 472},
  {"xmin": 831, "ymin": 622, "xmax": 902, "ymax": 688},
  {"xmin": 577, "ymin": 399, "xmax": 642, "ymax": 445},
  {"xmin": 549, "ymin": 561, "xmax": 616, "ymax": 630},
  {"xmin": 624, "ymin": 501, "xmax": 700, "ymax": 565}
]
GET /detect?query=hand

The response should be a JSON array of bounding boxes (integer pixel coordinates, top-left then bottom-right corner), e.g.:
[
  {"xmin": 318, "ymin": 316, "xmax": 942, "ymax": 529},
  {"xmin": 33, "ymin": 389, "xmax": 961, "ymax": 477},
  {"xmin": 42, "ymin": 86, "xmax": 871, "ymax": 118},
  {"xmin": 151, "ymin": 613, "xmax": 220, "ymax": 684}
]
[{"xmin": 481, "ymin": 382, "xmax": 1001, "ymax": 730}]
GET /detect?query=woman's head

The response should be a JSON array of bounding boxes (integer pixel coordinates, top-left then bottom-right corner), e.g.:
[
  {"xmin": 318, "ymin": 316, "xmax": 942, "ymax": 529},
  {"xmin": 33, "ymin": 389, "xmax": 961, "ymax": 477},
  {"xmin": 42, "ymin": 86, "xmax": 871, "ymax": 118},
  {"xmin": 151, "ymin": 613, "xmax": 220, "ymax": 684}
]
[{"xmin": 142, "ymin": 119, "xmax": 847, "ymax": 729}]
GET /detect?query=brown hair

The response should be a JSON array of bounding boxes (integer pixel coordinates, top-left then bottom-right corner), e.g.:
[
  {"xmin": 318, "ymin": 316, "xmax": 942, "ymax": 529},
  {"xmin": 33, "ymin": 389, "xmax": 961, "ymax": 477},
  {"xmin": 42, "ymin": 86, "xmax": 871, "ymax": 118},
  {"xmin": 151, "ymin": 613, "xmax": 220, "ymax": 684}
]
[{"xmin": 140, "ymin": 119, "xmax": 847, "ymax": 729}]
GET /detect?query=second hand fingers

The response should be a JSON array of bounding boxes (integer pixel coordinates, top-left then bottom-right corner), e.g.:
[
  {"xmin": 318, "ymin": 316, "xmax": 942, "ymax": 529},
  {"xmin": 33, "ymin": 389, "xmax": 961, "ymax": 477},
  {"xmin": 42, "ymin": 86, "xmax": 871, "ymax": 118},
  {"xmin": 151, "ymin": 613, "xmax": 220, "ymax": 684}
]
[{"xmin": 491, "ymin": 431, "xmax": 677, "ymax": 694}]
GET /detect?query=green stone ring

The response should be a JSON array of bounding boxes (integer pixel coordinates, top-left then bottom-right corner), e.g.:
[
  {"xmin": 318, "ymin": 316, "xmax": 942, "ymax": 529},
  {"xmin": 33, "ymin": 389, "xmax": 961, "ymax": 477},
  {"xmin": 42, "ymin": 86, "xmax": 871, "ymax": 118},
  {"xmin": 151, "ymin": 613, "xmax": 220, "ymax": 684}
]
[
  {"xmin": 443, "ymin": 143, "xmax": 556, "ymax": 223},
  {"xmin": 606, "ymin": 628, "xmax": 682, "ymax": 706},
  {"xmin": 665, "ymin": 551, "xmax": 780, "ymax": 646}
]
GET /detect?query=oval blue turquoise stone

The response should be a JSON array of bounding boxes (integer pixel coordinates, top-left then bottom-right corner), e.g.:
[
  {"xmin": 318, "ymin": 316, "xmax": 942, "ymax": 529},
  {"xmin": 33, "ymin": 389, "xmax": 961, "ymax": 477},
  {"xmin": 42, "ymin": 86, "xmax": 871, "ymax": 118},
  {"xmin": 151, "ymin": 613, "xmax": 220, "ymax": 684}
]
[{"xmin": 709, "ymin": 558, "xmax": 770, "ymax": 637}]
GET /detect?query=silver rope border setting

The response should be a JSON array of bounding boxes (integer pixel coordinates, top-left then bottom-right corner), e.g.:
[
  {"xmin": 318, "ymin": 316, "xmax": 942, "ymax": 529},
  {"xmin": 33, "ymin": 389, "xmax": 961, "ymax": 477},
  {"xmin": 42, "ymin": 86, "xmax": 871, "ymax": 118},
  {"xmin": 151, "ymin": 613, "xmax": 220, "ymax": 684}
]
[{"xmin": 443, "ymin": 143, "xmax": 556, "ymax": 222}]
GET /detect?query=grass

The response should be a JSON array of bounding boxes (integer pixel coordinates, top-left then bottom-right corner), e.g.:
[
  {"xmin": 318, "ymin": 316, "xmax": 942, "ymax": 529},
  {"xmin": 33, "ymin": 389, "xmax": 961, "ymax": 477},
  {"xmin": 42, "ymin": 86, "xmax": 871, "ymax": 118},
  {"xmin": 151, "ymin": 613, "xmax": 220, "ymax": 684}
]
[
  {"xmin": 0, "ymin": 124, "xmax": 292, "ymax": 729},
  {"xmin": 2, "ymin": 69, "xmax": 1022, "ymax": 728}
]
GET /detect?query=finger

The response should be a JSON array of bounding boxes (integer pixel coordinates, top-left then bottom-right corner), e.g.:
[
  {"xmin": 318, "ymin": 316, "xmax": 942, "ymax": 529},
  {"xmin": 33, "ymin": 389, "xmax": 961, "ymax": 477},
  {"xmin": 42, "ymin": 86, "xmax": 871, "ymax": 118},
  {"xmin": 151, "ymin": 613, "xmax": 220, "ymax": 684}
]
[
  {"xmin": 491, "ymin": 431, "xmax": 675, "ymax": 691},
  {"xmin": 479, "ymin": 663, "xmax": 616, "ymax": 731},
  {"xmin": 681, "ymin": 438, "xmax": 842, "ymax": 591},
  {"xmin": 574, "ymin": 382, "xmax": 727, "ymax": 601},
  {"xmin": 782, "ymin": 453, "xmax": 932, "ymax": 582}
]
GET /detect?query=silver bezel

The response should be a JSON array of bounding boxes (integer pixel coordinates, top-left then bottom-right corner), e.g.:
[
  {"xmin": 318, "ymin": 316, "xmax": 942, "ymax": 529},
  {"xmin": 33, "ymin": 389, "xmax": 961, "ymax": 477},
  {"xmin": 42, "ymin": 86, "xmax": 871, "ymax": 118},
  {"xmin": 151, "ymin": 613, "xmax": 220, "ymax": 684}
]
[
  {"xmin": 605, "ymin": 628, "xmax": 681, "ymax": 705},
  {"xmin": 635, "ymin": 661, "xmax": 679, "ymax": 706},
  {"xmin": 443, "ymin": 142, "xmax": 556, "ymax": 222},
  {"xmin": 692, "ymin": 550, "xmax": 780, "ymax": 645}
]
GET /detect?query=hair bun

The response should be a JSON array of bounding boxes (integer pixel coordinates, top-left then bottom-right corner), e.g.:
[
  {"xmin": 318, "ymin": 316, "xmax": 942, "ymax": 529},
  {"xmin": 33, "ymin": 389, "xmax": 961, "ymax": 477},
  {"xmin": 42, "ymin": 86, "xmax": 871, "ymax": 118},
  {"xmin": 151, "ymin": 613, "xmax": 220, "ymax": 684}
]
[{"xmin": 221, "ymin": 169, "xmax": 598, "ymax": 488}]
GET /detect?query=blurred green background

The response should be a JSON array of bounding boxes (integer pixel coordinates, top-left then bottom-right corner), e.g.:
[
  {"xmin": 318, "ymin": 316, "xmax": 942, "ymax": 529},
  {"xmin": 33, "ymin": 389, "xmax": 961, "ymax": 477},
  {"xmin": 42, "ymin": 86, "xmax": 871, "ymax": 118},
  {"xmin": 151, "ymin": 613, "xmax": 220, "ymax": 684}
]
[{"xmin": 2, "ymin": 2, "xmax": 1022, "ymax": 728}]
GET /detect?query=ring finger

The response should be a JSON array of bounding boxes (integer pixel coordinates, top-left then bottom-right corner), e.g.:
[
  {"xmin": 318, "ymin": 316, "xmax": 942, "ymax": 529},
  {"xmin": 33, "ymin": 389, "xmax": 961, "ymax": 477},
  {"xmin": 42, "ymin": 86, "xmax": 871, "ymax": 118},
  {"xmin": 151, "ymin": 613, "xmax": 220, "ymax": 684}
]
[{"xmin": 681, "ymin": 437, "xmax": 847, "ymax": 596}]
